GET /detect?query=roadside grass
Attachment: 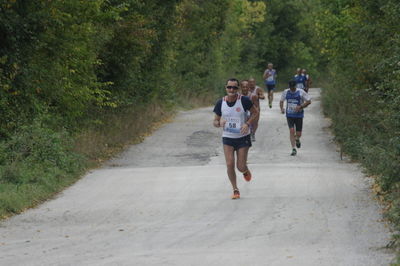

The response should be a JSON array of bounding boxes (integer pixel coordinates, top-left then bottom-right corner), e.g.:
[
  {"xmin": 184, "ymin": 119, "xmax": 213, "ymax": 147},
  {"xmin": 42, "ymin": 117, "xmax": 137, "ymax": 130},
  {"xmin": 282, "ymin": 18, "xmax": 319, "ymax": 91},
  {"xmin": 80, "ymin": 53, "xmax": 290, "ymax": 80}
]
[
  {"xmin": 74, "ymin": 103, "xmax": 176, "ymax": 166},
  {"xmin": 0, "ymin": 94, "xmax": 216, "ymax": 220},
  {"xmin": 321, "ymin": 79, "xmax": 400, "ymax": 260}
]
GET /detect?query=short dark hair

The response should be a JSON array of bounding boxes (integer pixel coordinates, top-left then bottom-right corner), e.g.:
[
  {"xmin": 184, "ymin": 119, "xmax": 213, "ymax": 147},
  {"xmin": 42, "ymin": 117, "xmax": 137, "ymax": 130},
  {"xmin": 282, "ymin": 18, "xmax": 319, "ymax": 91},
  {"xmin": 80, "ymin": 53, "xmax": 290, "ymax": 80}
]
[
  {"xmin": 226, "ymin": 78, "xmax": 239, "ymax": 86},
  {"xmin": 288, "ymin": 80, "xmax": 296, "ymax": 88}
]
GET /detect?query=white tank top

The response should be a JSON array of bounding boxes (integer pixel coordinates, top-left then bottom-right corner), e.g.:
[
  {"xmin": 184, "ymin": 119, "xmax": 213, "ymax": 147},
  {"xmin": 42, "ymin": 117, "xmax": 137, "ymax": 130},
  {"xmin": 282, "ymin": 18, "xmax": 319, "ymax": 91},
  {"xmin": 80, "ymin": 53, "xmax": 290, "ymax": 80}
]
[{"xmin": 221, "ymin": 95, "xmax": 249, "ymax": 138}]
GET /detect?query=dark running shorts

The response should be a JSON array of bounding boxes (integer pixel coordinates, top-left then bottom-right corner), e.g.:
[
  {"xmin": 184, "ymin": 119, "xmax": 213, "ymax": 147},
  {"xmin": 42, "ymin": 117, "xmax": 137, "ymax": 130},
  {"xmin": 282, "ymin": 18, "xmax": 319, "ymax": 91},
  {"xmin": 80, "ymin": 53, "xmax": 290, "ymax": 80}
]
[
  {"xmin": 286, "ymin": 117, "xmax": 303, "ymax": 132},
  {"xmin": 222, "ymin": 135, "xmax": 252, "ymax": 151},
  {"xmin": 266, "ymin": 84, "xmax": 275, "ymax": 91}
]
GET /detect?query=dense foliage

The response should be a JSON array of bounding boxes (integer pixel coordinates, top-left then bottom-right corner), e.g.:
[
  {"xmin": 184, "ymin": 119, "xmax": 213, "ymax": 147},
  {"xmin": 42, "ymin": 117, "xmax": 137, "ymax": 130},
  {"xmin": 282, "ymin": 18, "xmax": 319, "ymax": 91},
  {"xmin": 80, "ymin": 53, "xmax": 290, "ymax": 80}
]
[{"xmin": 309, "ymin": 0, "xmax": 400, "ymax": 233}]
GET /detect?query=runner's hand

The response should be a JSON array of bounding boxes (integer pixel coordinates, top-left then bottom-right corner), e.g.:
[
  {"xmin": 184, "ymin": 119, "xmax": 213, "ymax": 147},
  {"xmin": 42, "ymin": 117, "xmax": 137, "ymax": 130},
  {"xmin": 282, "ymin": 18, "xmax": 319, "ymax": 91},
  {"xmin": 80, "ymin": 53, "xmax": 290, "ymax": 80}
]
[
  {"xmin": 281, "ymin": 109, "xmax": 285, "ymax": 114},
  {"xmin": 295, "ymin": 106, "xmax": 302, "ymax": 112},
  {"xmin": 240, "ymin": 124, "xmax": 250, "ymax": 135},
  {"xmin": 220, "ymin": 119, "xmax": 226, "ymax": 128}
]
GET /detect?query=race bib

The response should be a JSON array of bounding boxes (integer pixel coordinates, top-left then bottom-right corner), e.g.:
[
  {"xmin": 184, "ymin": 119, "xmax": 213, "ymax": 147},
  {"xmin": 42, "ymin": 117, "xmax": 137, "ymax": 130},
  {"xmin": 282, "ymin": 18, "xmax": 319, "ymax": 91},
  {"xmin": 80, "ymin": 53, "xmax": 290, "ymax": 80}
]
[
  {"xmin": 287, "ymin": 102, "xmax": 298, "ymax": 114},
  {"xmin": 267, "ymin": 75, "xmax": 274, "ymax": 82},
  {"xmin": 224, "ymin": 117, "xmax": 241, "ymax": 133}
]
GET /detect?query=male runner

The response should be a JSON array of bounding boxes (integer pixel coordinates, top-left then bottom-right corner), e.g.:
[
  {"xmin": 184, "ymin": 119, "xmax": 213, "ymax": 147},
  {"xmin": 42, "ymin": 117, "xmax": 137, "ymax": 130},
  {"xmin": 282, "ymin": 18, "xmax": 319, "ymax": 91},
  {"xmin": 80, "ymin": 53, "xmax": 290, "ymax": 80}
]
[
  {"xmin": 240, "ymin": 80, "xmax": 250, "ymax": 97},
  {"xmin": 294, "ymin": 68, "xmax": 306, "ymax": 90},
  {"xmin": 302, "ymin": 69, "xmax": 312, "ymax": 93},
  {"xmin": 263, "ymin": 63, "xmax": 277, "ymax": 108},
  {"xmin": 240, "ymin": 80, "xmax": 259, "ymax": 142},
  {"xmin": 213, "ymin": 78, "xmax": 259, "ymax": 199},
  {"xmin": 248, "ymin": 78, "xmax": 265, "ymax": 100},
  {"xmin": 280, "ymin": 80, "xmax": 311, "ymax": 156},
  {"xmin": 247, "ymin": 78, "xmax": 264, "ymax": 142}
]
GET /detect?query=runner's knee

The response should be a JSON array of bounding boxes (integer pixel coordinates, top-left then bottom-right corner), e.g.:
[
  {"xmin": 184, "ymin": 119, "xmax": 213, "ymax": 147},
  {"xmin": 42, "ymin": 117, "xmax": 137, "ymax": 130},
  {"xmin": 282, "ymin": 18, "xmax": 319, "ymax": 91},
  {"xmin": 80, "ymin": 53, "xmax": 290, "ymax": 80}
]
[
  {"xmin": 236, "ymin": 163, "xmax": 247, "ymax": 173},
  {"xmin": 226, "ymin": 161, "xmax": 235, "ymax": 169}
]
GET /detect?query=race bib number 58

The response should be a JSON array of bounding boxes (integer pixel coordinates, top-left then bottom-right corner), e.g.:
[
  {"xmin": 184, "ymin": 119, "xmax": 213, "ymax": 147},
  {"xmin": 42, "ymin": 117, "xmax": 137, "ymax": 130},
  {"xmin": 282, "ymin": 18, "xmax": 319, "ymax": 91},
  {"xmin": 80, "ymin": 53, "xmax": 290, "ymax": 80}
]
[{"xmin": 224, "ymin": 117, "xmax": 241, "ymax": 133}]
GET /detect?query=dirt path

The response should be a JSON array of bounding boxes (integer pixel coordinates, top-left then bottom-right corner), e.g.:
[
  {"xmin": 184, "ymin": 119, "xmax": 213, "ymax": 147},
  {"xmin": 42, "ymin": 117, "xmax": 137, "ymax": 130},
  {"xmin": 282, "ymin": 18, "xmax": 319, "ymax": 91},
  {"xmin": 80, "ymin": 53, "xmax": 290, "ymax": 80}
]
[{"xmin": 0, "ymin": 89, "xmax": 394, "ymax": 265}]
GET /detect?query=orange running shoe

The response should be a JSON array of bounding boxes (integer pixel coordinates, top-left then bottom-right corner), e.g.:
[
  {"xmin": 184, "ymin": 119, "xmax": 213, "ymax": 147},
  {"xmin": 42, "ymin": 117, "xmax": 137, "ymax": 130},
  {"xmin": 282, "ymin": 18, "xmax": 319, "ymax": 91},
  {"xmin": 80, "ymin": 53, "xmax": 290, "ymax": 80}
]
[
  {"xmin": 243, "ymin": 170, "xmax": 252, "ymax": 182},
  {"xmin": 231, "ymin": 189, "xmax": 240, "ymax": 200}
]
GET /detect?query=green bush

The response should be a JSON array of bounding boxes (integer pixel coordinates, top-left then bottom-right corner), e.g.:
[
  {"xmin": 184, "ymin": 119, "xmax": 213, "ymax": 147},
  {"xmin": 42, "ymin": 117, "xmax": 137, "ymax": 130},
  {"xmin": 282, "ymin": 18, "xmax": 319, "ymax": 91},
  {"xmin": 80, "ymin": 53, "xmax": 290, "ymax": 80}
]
[
  {"xmin": 0, "ymin": 119, "xmax": 84, "ymax": 216},
  {"xmin": 312, "ymin": 0, "xmax": 400, "ymax": 239}
]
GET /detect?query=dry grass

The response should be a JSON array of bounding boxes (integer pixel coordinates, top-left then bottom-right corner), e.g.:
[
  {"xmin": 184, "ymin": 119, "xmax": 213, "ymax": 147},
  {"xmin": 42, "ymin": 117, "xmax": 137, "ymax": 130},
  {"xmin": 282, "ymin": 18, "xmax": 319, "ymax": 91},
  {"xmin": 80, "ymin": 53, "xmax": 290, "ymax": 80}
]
[
  {"xmin": 177, "ymin": 90, "xmax": 219, "ymax": 109},
  {"xmin": 74, "ymin": 103, "xmax": 176, "ymax": 166}
]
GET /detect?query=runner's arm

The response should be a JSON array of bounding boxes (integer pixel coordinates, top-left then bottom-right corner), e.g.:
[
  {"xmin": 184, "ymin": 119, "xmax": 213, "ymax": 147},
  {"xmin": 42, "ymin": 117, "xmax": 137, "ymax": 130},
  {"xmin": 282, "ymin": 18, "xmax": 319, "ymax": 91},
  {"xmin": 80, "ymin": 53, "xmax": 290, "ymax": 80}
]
[
  {"xmin": 251, "ymin": 94, "xmax": 260, "ymax": 119},
  {"xmin": 298, "ymin": 91, "xmax": 311, "ymax": 110},
  {"xmin": 280, "ymin": 100, "xmax": 285, "ymax": 114},
  {"xmin": 246, "ymin": 105, "xmax": 259, "ymax": 128},
  {"xmin": 213, "ymin": 114, "xmax": 222, "ymax": 128},
  {"xmin": 280, "ymin": 90, "xmax": 286, "ymax": 113},
  {"xmin": 257, "ymin": 87, "xmax": 266, "ymax": 100},
  {"xmin": 240, "ymin": 96, "xmax": 258, "ymax": 132},
  {"xmin": 295, "ymin": 100, "xmax": 311, "ymax": 112},
  {"xmin": 301, "ymin": 100, "xmax": 311, "ymax": 109},
  {"xmin": 212, "ymin": 99, "xmax": 224, "ymax": 127}
]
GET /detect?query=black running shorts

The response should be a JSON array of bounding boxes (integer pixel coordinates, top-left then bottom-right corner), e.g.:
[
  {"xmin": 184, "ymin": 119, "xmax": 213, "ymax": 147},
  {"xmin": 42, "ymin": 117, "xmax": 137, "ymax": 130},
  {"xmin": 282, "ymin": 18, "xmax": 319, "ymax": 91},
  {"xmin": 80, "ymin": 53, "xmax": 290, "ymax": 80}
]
[
  {"xmin": 222, "ymin": 135, "xmax": 252, "ymax": 151},
  {"xmin": 266, "ymin": 84, "xmax": 275, "ymax": 91},
  {"xmin": 286, "ymin": 117, "xmax": 303, "ymax": 132}
]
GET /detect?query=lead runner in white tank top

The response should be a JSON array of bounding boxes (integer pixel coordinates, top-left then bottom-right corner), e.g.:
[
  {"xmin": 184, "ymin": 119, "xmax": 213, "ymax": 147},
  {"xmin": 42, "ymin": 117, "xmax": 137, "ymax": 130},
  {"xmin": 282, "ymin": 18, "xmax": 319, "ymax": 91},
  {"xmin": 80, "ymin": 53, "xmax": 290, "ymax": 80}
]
[
  {"xmin": 221, "ymin": 95, "xmax": 250, "ymax": 139},
  {"xmin": 213, "ymin": 78, "xmax": 259, "ymax": 200}
]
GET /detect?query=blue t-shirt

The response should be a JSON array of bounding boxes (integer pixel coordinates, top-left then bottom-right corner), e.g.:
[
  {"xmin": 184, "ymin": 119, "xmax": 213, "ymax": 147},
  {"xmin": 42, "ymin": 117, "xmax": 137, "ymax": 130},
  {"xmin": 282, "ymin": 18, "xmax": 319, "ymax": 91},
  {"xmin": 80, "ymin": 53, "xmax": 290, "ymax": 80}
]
[
  {"xmin": 280, "ymin": 88, "xmax": 311, "ymax": 118},
  {"xmin": 264, "ymin": 69, "xmax": 277, "ymax": 85},
  {"xmin": 294, "ymin": 74, "xmax": 306, "ymax": 87},
  {"xmin": 213, "ymin": 95, "xmax": 253, "ymax": 116}
]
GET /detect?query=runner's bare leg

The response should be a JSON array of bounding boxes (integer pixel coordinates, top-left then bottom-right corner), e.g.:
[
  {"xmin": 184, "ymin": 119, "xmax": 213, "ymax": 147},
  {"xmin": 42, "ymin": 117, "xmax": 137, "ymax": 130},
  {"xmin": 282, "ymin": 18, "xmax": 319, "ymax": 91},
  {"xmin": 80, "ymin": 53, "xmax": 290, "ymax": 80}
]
[
  {"xmin": 223, "ymin": 145, "xmax": 237, "ymax": 190},
  {"xmin": 236, "ymin": 146, "xmax": 250, "ymax": 173},
  {"xmin": 290, "ymin": 128, "xmax": 296, "ymax": 148}
]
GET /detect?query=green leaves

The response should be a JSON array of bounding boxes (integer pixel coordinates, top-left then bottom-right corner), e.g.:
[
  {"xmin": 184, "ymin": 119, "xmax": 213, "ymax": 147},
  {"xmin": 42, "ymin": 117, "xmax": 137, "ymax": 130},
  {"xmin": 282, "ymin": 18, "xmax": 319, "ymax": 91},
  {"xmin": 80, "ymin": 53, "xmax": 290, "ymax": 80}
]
[{"xmin": 314, "ymin": 0, "xmax": 400, "ymax": 228}]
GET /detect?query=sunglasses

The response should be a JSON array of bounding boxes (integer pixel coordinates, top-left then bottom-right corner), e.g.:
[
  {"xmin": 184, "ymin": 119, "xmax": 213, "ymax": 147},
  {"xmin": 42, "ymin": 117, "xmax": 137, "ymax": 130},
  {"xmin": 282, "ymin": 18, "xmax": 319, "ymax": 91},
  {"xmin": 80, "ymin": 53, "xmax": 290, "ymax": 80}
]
[{"xmin": 226, "ymin": 86, "xmax": 239, "ymax": 90}]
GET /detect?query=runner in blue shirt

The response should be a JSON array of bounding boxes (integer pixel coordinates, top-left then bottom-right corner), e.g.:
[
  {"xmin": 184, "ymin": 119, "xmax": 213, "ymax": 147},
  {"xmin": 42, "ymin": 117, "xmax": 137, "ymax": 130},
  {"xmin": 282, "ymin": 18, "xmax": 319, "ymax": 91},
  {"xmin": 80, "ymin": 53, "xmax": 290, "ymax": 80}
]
[
  {"xmin": 280, "ymin": 80, "xmax": 311, "ymax": 156},
  {"xmin": 294, "ymin": 68, "xmax": 307, "ymax": 90},
  {"xmin": 263, "ymin": 63, "xmax": 277, "ymax": 108}
]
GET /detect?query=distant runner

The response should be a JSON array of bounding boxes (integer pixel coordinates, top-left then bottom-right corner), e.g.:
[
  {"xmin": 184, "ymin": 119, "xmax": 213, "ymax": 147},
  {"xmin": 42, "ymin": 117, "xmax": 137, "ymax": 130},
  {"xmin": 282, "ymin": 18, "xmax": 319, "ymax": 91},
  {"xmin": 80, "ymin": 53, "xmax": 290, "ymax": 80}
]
[
  {"xmin": 213, "ymin": 78, "xmax": 259, "ymax": 199},
  {"xmin": 248, "ymin": 78, "xmax": 265, "ymax": 100},
  {"xmin": 240, "ymin": 80, "xmax": 250, "ymax": 97},
  {"xmin": 240, "ymin": 80, "xmax": 259, "ymax": 142},
  {"xmin": 294, "ymin": 68, "xmax": 306, "ymax": 90},
  {"xmin": 302, "ymin": 68, "xmax": 312, "ymax": 93},
  {"xmin": 247, "ymin": 78, "xmax": 264, "ymax": 142},
  {"xmin": 280, "ymin": 80, "xmax": 311, "ymax": 156},
  {"xmin": 263, "ymin": 63, "xmax": 277, "ymax": 108}
]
